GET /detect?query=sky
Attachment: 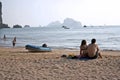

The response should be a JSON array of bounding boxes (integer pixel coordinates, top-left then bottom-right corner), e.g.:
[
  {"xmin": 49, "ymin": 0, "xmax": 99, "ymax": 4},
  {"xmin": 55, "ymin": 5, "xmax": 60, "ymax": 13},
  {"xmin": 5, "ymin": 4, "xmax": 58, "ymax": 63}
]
[{"xmin": 1, "ymin": 0, "xmax": 120, "ymax": 27}]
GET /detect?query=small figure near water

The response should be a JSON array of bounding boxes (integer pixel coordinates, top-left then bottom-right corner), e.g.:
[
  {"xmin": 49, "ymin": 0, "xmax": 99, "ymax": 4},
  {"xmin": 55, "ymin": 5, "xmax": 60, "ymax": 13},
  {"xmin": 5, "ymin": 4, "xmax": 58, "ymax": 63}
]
[
  {"xmin": 3, "ymin": 34, "xmax": 6, "ymax": 41},
  {"xmin": 12, "ymin": 37, "xmax": 16, "ymax": 47}
]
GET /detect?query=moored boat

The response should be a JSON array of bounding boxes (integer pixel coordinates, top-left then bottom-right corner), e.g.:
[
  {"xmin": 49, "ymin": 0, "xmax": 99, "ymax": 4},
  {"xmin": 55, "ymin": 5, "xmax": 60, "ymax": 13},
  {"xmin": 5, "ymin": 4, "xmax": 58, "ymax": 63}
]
[{"xmin": 25, "ymin": 44, "xmax": 52, "ymax": 52}]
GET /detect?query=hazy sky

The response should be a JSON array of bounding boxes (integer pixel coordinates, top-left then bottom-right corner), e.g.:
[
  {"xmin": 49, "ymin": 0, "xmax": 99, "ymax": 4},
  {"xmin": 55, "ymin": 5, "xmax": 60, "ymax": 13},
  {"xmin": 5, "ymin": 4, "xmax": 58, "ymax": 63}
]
[{"xmin": 1, "ymin": 0, "xmax": 120, "ymax": 27}]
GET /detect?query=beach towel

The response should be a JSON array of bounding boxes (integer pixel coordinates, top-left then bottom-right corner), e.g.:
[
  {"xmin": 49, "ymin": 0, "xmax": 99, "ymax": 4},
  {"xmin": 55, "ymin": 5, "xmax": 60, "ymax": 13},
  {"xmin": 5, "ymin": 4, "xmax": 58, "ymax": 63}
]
[{"xmin": 61, "ymin": 54, "xmax": 95, "ymax": 60}]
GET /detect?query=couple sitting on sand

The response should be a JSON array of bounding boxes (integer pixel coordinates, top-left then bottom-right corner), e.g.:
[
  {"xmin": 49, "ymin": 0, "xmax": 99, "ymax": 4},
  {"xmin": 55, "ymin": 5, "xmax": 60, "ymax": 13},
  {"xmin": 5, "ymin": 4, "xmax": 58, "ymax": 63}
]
[{"xmin": 80, "ymin": 38, "xmax": 102, "ymax": 59}]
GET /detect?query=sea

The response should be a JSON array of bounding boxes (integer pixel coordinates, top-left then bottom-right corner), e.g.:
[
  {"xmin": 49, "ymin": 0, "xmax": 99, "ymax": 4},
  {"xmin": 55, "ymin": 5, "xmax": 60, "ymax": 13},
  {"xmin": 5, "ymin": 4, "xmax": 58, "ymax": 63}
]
[{"xmin": 0, "ymin": 26, "xmax": 120, "ymax": 50}]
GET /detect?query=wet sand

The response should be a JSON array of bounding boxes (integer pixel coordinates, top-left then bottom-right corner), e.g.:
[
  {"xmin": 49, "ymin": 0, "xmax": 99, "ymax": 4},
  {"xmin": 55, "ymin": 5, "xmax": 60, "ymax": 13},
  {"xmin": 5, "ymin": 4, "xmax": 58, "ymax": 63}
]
[{"xmin": 0, "ymin": 47, "xmax": 120, "ymax": 80}]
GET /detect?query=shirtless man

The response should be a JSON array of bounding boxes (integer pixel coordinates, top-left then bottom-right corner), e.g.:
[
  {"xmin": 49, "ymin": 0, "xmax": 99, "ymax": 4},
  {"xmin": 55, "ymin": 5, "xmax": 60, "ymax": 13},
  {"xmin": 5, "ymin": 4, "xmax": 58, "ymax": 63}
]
[{"xmin": 87, "ymin": 38, "xmax": 102, "ymax": 59}]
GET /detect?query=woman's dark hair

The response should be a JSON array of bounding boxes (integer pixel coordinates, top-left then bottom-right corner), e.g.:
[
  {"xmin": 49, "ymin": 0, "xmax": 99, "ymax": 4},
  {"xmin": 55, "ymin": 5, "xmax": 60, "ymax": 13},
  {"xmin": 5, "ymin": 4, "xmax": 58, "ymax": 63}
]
[
  {"xmin": 91, "ymin": 38, "xmax": 96, "ymax": 44},
  {"xmin": 81, "ymin": 40, "xmax": 86, "ymax": 46}
]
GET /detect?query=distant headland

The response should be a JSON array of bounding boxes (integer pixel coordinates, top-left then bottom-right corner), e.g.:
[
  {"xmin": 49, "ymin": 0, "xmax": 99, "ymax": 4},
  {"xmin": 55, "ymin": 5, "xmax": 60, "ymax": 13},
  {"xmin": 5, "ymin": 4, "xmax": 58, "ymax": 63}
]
[
  {"xmin": 0, "ymin": 1, "xmax": 119, "ymax": 29},
  {"xmin": 0, "ymin": 2, "xmax": 10, "ymax": 28}
]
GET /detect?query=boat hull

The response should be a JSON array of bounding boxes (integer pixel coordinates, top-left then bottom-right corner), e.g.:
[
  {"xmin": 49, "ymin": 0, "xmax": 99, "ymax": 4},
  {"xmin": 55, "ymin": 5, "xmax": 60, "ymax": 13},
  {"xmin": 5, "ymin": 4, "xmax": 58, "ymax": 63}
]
[{"xmin": 25, "ymin": 44, "xmax": 52, "ymax": 52}]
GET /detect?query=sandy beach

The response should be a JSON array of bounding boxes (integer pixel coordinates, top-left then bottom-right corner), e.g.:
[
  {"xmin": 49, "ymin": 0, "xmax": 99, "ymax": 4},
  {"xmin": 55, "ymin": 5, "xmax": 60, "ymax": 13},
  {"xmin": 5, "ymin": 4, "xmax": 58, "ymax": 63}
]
[{"xmin": 0, "ymin": 47, "xmax": 120, "ymax": 80}]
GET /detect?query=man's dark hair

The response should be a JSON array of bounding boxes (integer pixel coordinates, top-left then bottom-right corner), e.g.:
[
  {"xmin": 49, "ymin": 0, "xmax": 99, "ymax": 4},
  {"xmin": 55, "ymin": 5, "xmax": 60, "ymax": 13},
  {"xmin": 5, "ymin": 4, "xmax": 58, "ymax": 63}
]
[{"xmin": 91, "ymin": 38, "xmax": 96, "ymax": 44}]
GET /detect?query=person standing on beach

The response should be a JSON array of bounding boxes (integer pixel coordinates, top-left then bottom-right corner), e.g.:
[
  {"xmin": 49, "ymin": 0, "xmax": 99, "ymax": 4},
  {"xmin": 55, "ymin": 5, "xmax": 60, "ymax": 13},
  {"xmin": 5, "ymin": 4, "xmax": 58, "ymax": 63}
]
[
  {"xmin": 80, "ymin": 40, "xmax": 88, "ymax": 57},
  {"xmin": 12, "ymin": 37, "xmax": 16, "ymax": 47},
  {"xmin": 87, "ymin": 38, "xmax": 102, "ymax": 59},
  {"xmin": 3, "ymin": 34, "xmax": 6, "ymax": 41}
]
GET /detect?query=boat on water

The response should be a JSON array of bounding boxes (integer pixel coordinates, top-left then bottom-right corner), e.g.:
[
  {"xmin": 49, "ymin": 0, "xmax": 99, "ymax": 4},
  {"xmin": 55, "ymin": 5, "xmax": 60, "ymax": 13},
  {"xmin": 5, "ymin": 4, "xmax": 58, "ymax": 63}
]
[
  {"xmin": 62, "ymin": 26, "xmax": 70, "ymax": 29},
  {"xmin": 25, "ymin": 44, "xmax": 52, "ymax": 52}
]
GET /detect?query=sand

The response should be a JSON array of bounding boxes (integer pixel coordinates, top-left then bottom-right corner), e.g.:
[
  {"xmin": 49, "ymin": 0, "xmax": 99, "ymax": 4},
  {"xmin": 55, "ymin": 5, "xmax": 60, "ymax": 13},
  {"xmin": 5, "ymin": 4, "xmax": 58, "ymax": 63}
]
[{"xmin": 0, "ymin": 47, "xmax": 120, "ymax": 80}]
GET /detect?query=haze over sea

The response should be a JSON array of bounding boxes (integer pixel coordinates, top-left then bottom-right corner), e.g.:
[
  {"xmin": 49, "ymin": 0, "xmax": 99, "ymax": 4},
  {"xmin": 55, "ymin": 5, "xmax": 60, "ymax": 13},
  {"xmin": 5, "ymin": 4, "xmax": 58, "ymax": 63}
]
[{"xmin": 0, "ymin": 26, "xmax": 120, "ymax": 50}]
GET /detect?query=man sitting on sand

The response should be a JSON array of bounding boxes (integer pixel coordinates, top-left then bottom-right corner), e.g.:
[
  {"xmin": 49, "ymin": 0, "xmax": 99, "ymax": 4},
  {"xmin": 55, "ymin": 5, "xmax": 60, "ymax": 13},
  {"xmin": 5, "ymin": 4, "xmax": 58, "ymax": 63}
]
[{"xmin": 87, "ymin": 38, "xmax": 102, "ymax": 59}]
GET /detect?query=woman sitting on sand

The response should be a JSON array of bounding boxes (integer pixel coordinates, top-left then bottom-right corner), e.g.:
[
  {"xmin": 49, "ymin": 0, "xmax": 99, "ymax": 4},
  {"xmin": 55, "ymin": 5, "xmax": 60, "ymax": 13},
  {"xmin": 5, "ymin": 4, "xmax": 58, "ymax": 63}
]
[{"xmin": 80, "ymin": 40, "xmax": 88, "ymax": 57}]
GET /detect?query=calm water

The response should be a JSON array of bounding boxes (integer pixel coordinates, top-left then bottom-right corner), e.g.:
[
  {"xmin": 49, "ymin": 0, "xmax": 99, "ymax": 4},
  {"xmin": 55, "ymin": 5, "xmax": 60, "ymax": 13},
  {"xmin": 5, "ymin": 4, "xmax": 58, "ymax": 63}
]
[{"xmin": 0, "ymin": 26, "xmax": 120, "ymax": 50}]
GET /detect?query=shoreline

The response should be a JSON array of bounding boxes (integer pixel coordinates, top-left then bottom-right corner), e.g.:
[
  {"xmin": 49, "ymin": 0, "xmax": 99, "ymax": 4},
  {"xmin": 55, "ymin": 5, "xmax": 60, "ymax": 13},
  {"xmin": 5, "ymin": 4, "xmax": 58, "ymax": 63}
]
[
  {"xmin": 0, "ymin": 46, "xmax": 120, "ymax": 56},
  {"xmin": 1, "ymin": 45, "xmax": 120, "ymax": 51},
  {"xmin": 0, "ymin": 41, "xmax": 120, "ymax": 51}
]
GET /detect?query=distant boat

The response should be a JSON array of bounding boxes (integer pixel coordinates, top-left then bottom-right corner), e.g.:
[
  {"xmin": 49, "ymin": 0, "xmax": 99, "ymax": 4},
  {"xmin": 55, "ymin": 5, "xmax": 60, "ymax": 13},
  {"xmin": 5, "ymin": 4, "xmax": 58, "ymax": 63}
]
[
  {"xmin": 83, "ymin": 25, "xmax": 87, "ymax": 27},
  {"xmin": 62, "ymin": 26, "xmax": 70, "ymax": 29}
]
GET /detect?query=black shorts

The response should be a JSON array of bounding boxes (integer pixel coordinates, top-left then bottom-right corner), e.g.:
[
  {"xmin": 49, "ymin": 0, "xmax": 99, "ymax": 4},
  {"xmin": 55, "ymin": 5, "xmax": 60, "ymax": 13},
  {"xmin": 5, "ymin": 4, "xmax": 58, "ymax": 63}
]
[{"xmin": 88, "ymin": 52, "xmax": 98, "ymax": 59}]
